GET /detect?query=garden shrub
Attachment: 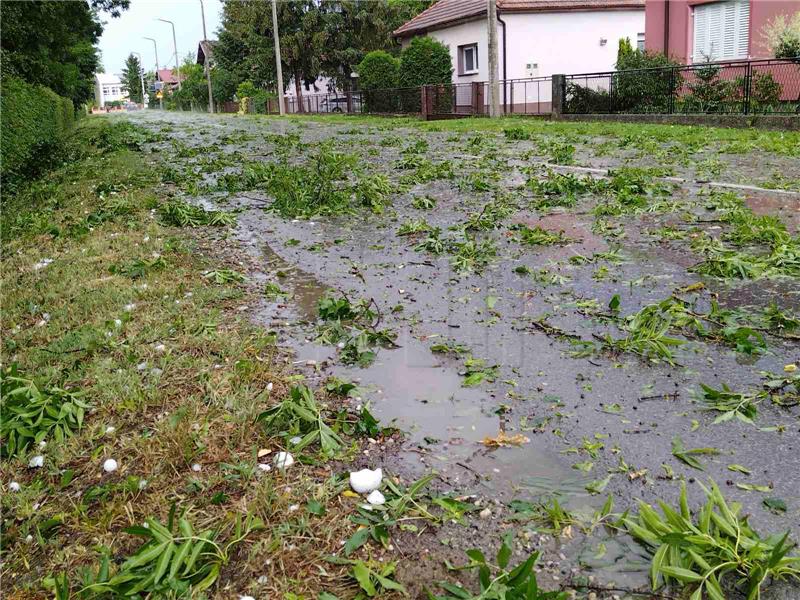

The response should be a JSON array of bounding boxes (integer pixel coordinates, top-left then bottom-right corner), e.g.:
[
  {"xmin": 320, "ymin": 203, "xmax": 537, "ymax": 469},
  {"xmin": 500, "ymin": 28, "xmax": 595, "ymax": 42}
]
[
  {"xmin": 1, "ymin": 76, "xmax": 75, "ymax": 185},
  {"xmin": 398, "ymin": 36, "xmax": 453, "ymax": 112},
  {"xmin": 357, "ymin": 50, "xmax": 400, "ymax": 112},
  {"xmin": 565, "ymin": 82, "xmax": 611, "ymax": 113},
  {"xmin": 678, "ymin": 62, "xmax": 742, "ymax": 114},
  {"xmin": 398, "ymin": 37, "xmax": 453, "ymax": 87},
  {"xmin": 613, "ymin": 38, "xmax": 681, "ymax": 113},
  {"xmin": 236, "ymin": 80, "xmax": 273, "ymax": 114},
  {"xmin": 749, "ymin": 71, "xmax": 783, "ymax": 112}
]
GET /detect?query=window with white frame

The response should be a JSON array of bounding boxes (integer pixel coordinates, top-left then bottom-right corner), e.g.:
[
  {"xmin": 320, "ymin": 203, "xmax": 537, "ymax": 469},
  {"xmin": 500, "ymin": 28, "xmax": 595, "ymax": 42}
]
[
  {"xmin": 692, "ymin": 0, "xmax": 750, "ymax": 62},
  {"xmin": 459, "ymin": 43, "xmax": 478, "ymax": 75},
  {"xmin": 636, "ymin": 33, "xmax": 645, "ymax": 52}
]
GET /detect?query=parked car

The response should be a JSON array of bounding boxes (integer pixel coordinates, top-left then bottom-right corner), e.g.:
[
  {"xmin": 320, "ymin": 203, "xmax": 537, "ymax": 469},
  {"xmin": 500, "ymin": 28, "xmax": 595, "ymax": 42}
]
[{"xmin": 319, "ymin": 95, "xmax": 362, "ymax": 113}]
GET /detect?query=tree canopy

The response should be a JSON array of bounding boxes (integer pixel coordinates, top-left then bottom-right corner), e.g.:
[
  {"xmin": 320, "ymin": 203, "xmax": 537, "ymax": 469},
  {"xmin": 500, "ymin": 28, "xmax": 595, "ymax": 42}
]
[
  {"xmin": 121, "ymin": 54, "xmax": 144, "ymax": 104},
  {"xmin": 0, "ymin": 0, "xmax": 130, "ymax": 105},
  {"xmin": 214, "ymin": 0, "xmax": 433, "ymax": 99}
]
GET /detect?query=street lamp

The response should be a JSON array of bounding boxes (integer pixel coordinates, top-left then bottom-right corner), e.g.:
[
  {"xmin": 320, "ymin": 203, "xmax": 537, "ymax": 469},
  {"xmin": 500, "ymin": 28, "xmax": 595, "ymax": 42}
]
[
  {"xmin": 131, "ymin": 51, "xmax": 147, "ymax": 108},
  {"xmin": 156, "ymin": 18, "xmax": 181, "ymax": 91},
  {"xmin": 199, "ymin": 0, "xmax": 214, "ymax": 113},
  {"xmin": 143, "ymin": 37, "xmax": 164, "ymax": 109}
]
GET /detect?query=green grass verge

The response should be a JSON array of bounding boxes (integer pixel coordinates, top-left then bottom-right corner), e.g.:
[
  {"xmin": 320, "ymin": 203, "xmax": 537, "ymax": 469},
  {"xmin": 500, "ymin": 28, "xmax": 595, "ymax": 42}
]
[{"xmin": 0, "ymin": 117, "xmax": 389, "ymax": 598}]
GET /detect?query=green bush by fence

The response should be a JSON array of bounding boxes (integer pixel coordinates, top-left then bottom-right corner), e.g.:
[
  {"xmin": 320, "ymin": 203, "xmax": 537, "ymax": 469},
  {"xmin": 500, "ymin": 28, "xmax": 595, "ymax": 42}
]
[
  {"xmin": 1, "ymin": 76, "xmax": 75, "ymax": 184},
  {"xmin": 357, "ymin": 51, "xmax": 400, "ymax": 113}
]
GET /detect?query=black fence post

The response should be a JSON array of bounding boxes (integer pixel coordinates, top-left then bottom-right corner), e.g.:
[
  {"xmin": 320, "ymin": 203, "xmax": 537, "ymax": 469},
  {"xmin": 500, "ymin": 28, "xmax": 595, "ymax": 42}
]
[
  {"xmin": 551, "ymin": 74, "xmax": 565, "ymax": 117},
  {"xmin": 669, "ymin": 67, "xmax": 676, "ymax": 114},
  {"xmin": 743, "ymin": 61, "xmax": 752, "ymax": 115},
  {"xmin": 609, "ymin": 74, "xmax": 614, "ymax": 114}
]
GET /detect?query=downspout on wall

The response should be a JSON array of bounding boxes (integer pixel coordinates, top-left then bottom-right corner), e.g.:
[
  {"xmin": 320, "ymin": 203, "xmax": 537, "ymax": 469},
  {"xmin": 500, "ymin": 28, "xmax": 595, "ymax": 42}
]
[
  {"xmin": 497, "ymin": 9, "xmax": 507, "ymax": 109},
  {"xmin": 663, "ymin": 0, "xmax": 670, "ymax": 57}
]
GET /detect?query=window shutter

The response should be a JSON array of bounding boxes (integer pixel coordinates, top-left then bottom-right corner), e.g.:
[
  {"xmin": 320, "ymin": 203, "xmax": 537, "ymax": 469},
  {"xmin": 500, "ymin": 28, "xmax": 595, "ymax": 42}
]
[
  {"xmin": 735, "ymin": 0, "xmax": 749, "ymax": 58},
  {"xmin": 707, "ymin": 3, "xmax": 722, "ymax": 60},
  {"xmin": 693, "ymin": 1, "xmax": 749, "ymax": 62},
  {"xmin": 693, "ymin": 5, "xmax": 708, "ymax": 61},
  {"xmin": 722, "ymin": 2, "xmax": 736, "ymax": 58}
]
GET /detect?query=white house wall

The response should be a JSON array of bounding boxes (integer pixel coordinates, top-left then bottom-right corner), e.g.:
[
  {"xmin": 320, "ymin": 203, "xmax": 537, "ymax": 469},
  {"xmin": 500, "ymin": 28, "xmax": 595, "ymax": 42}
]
[
  {"xmin": 503, "ymin": 10, "xmax": 645, "ymax": 79},
  {"xmin": 428, "ymin": 20, "xmax": 489, "ymax": 83},
  {"xmin": 413, "ymin": 9, "xmax": 643, "ymax": 86}
]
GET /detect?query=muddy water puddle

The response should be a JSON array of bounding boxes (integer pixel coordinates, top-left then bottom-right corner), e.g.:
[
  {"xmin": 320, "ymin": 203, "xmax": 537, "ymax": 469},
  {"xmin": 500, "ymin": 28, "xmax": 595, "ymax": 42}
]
[{"xmin": 252, "ymin": 235, "xmax": 578, "ymax": 500}]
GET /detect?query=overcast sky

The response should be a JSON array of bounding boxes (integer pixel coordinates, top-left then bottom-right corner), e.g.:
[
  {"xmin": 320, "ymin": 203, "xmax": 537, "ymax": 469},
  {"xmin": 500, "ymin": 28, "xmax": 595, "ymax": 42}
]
[{"xmin": 98, "ymin": 0, "xmax": 224, "ymax": 75}]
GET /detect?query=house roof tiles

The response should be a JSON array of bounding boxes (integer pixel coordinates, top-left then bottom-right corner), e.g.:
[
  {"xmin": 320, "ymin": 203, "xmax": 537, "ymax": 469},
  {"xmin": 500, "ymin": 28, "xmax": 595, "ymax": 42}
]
[{"xmin": 394, "ymin": 0, "xmax": 645, "ymax": 37}]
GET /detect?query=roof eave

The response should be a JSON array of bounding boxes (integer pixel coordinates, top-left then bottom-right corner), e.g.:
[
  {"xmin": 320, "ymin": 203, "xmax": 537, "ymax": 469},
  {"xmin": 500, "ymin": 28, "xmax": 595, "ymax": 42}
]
[{"xmin": 393, "ymin": 11, "xmax": 486, "ymax": 38}]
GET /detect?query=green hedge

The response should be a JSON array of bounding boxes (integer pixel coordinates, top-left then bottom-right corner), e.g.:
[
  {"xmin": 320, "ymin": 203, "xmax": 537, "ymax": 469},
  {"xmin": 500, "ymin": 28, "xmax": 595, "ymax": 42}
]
[{"xmin": 1, "ymin": 76, "xmax": 75, "ymax": 184}]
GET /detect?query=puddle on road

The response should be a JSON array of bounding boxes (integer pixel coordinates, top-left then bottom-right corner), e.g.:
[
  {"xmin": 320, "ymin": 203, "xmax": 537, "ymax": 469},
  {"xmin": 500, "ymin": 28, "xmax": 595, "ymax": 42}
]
[
  {"xmin": 295, "ymin": 327, "xmax": 575, "ymax": 499},
  {"xmin": 513, "ymin": 212, "xmax": 609, "ymax": 255},
  {"xmin": 261, "ymin": 243, "xmax": 329, "ymax": 322},
  {"xmin": 744, "ymin": 193, "xmax": 800, "ymax": 233}
]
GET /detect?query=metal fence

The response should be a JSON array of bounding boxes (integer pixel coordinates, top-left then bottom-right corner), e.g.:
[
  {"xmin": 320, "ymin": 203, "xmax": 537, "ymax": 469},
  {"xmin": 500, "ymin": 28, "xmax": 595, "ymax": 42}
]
[
  {"xmin": 422, "ymin": 77, "xmax": 552, "ymax": 118},
  {"xmin": 564, "ymin": 58, "xmax": 800, "ymax": 115}
]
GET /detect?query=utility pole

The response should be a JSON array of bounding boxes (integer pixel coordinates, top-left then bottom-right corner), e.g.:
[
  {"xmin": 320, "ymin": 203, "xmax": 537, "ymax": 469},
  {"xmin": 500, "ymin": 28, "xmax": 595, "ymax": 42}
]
[
  {"xmin": 487, "ymin": 0, "xmax": 500, "ymax": 118},
  {"xmin": 131, "ymin": 51, "xmax": 147, "ymax": 107},
  {"xmin": 271, "ymin": 0, "xmax": 285, "ymax": 115},
  {"xmin": 143, "ymin": 37, "xmax": 164, "ymax": 109},
  {"xmin": 157, "ymin": 18, "xmax": 181, "ymax": 91},
  {"xmin": 199, "ymin": 0, "xmax": 214, "ymax": 113}
]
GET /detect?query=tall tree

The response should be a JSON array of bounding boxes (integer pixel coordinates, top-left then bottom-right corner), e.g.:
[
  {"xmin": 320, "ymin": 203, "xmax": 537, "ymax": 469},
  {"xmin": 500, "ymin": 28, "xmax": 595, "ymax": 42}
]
[
  {"xmin": 214, "ymin": 0, "xmax": 433, "ymax": 105},
  {"xmin": 0, "ymin": 0, "xmax": 130, "ymax": 105},
  {"xmin": 319, "ymin": 0, "xmax": 434, "ymax": 90},
  {"xmin": 216, "ymin": 0, "xmax": 322, "ymax": 111},
  {"xmin": 120, "ymin": 54, "xmax": 143, "ymax": 103}
]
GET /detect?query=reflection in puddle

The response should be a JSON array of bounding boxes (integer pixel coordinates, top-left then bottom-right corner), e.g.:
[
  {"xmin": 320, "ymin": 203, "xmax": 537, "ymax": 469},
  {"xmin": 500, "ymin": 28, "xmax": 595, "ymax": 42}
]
[
  {"xmin": 260, "ymin": 243, "xmax": 329, "ymax": 321},
  {"xmin": 331, "ymin": 331, "xmax": 572, "ymax": 496}
]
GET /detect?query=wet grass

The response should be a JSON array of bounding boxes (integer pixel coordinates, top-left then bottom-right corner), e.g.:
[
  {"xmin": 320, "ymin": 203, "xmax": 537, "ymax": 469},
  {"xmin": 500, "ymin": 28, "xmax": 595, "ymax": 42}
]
[
  {"xmin": 0, "ymin": 118, "xmax": 440, "ymax": 598},
  {"xmin": 12, "ymin": 110, "xmax": 799, "ymax": 599}
]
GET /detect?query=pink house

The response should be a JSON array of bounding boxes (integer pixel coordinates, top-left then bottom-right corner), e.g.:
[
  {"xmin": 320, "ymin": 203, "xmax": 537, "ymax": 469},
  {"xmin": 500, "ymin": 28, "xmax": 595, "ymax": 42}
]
[{"xmin": 645, "ymin": 0, "xmax": 800, "ymax": 63}]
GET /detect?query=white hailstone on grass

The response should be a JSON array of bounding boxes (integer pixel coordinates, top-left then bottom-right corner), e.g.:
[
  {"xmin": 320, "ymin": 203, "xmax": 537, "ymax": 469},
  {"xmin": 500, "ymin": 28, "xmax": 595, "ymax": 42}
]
[
  {"xmin": 288, "ymin": 504, "xmax": 300, "ymax": 512},
  {"xmin": 39, "ymin": 440, "xmax": 47, "ymax": 449},
  {"xmin": 33, "ymin": 258, "xmax": 54, "ymax": 271},
  {"xmin": 105, "ymin": 426, "xmax": 116, "ymax": 434},
  {"xmin": 143, "ymin": 236, "xmax": 150, "ymax": 242},
  {"xmin": 138, "ymin": 479, "xmax": 148, "ymax": 490},
  {"xmin": 192, "ymin": 463, "xmax": 202, "ymax": 472},
  {"xmin": 136, "ymin": 362, "xmax": 148, "ymax": 371},
  {"xmin": 114, "ymin": 319, "xmax": 122, "ymax": 328},
  {"xmin": 103, "ymin": 459, "xmax": 118, "ymax": 473},
  {"xmin": 154, "ymin": 343, "xmax": 166, "ymax": 353},
  {"xmin": 257, "ymin": 463, "xmax": 271, "ymax": 473},
  {"xmin": 273, "ymin": 452, "xmax": 294, "ymax": 470},
  {"xmin": 366, "ymin": 490, "xmax": 386, "ymax": 506},
  {"xmin": 257, "ymin": 575, "xmax": 268, "ymax": 585},
  {"xmin": 239, "ymin": 596, "xmax": 256, "ymax": 600},
  {"xmin": 123, "ymin": 303, "xmax": 136, "ymax": 312},
  {"xmin": 266, "ymin": 382, "xmax": 274, "ymax": 392},
  {"xmin": 289, "ymin": 436, "xmax": 302, "ymax": 446},
  {"xmin": 29, "ymin": 455, "xmax": 44, "ymax": 468},
  {"xmin": 9, "ymin": 481, "xmax": 21, "ymax": 492},
  {"xmin": 349, "ymin": 468, "xmax": 382, "ymax": 494}
]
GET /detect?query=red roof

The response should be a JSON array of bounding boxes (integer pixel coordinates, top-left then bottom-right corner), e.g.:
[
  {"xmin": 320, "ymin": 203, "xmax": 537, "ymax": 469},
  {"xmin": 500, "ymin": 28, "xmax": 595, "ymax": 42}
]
[
  {"xmin": 157, "ymin": 68, "xmax": 180, "ymax": 84},
  {"xmin": 394, "ymin": 0, "xmax": 645, "ymax": 37}
]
